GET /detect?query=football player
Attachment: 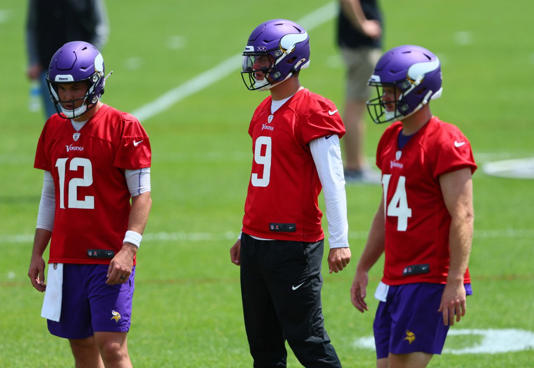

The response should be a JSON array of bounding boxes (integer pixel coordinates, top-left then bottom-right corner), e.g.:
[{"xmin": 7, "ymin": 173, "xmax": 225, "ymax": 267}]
[
  {"xmin": 230, "ymin": 19, "xmax": 351, "ymax": 367},
  {"xmin": 350, "ymin": 45, "xmax": 476, "ymax": 368},
  {"xmin": 28, "ymin": 41, "xmax": 152, "ymax": 368}
]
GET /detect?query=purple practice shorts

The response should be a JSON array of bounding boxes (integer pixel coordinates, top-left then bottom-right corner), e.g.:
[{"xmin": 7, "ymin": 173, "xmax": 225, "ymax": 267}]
[
  {"xmin": 373, "ymin": 283, "xmax": 472, "ymax": 359},
  {"xmin": 48, "ymin": 264, "xmax": 135, "ymax": 339}
]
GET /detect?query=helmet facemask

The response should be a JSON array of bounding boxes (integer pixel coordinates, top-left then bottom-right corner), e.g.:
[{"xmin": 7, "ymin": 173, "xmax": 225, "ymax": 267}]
[
  {"xmin": 241, "ymin": 53, "xmax": 278, "ymax": 91},
  {"xmin": 367, "ymin": 77, "xmax": 442, "ymax": 125},
  {"xmin": 47, "ymin": 72, "xmax": 105, "ymax": 119},
  {"xmin": 367, "ymin": 78, "xmax": 424, "ymax": 124}
]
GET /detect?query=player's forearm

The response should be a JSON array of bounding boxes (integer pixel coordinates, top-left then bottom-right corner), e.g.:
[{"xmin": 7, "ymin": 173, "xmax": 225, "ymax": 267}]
[
  {"xmin": 439, "ymin": 168, "xmax": 474, "ymax": 282},
  {"xmin": 32, "ymin": 228, "xmax": 51, "ymax": 258},
  {"xmin": 357, "ymin": 204, "xmax": 385, "ymax": 272},
  {"xmin": 128, "ymin": 192, "xmax": 152, "ymax": 234},
  {"xmin": 447, "ymin": 212, "xmax": 473, "ymax": 282}
]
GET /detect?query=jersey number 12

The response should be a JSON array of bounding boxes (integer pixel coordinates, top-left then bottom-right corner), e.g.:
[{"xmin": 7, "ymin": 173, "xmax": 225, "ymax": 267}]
[{"xmin": 55, "ymin": 157, "xmax": 94, "ymax": 209}]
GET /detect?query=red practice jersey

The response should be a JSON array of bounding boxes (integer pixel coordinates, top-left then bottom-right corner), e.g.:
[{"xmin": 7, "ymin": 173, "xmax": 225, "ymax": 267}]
[
  {"xmin": 242, "ymin": 88, "xmax": 345, "ymax": 242},
  {"xmin": 34, "ymin": 104, "xmax": 151, "ymax": 264},
  {"xmin": 376, "ymin": 117, "xmax": 477, "ymax": 285}
]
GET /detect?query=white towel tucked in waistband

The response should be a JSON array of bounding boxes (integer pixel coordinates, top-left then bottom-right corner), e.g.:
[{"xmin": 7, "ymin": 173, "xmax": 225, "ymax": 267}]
[
  {"xmin": 41, "ymin": 263, "xmax": 63, "ymax": 322},
  {"xmin": 374, "ymin": 281, "xmax": 390, "ymax": 302}
]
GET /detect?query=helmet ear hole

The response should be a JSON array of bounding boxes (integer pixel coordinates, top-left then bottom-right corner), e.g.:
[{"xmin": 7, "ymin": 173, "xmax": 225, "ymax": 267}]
[{"xmin": 415, "ymin": 87, "xmax": 426, "ymax": 95}]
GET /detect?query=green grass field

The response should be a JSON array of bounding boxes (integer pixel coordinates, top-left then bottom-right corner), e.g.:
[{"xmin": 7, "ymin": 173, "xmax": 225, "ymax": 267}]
[{"xmin": 1, "ymin": 0, "xmax": 533, "ymax": 366}]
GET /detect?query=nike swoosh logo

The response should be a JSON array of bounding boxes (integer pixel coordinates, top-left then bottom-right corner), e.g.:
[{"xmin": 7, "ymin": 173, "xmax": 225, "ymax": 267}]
[
  {"xmin": 291, "ymin": 282, "xmax": 305, "ymax": 291},
  {"xmin": 328, "ymin": 109, "xmax": 338, "ymax": 116},
  {"xmin": 454, "ymin": 141, "xmax": 466, "ymax": 147},
  {"xmin": 133, "ymin": 140, "xmax": 143, "ymax": 147},
  {"xmin": 325, "ymin": 135, "xmax": 333, "ymax": 140}
]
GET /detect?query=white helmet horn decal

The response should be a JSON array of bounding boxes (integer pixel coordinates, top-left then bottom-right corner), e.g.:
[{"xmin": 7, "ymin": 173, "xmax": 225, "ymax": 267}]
[
  {"xmin": 279, "ymin": 32, "xmax": 308, "ymax": 54},
  {"xmin": 94, "ymin": 53, "xmax": 104, "ymax": 73},
  {"xmin": 407, "ymin": 58, "xmax": 440, "ymax": 84}
]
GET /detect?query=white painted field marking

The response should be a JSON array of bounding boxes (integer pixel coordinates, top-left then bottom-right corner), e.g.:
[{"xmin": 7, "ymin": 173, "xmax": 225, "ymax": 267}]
[
  {"xmin": 2, "ymin": 228, "xmax": 533, "ymax": 245},
  {"xmin": 353, "ymin": 329, "xmax": 534, "ymax": 354},
  {"xmin": 445, "ymin": 329, "xmax": 534, "ymax": 354},
  {"xmin": 131, "ymin": 2, "xmax": 337, "ymax": 122},
  {"xmin": 125, "ymin": 57, "xmax": 143, "ymax": 71},
  {"xmin": 0, "ymin": 10, "xmax": 11, "ymax": 24},
  {"xmin": 483, "ymin": 157, "xmax": 534, "ymax": 179},
  {"xmin": 167, "ymin": 35, "xmax": 186, "ymax": 50},
  {"xmin": 454, "ymin": 31, "xmax": 473, "ymax": 46}
]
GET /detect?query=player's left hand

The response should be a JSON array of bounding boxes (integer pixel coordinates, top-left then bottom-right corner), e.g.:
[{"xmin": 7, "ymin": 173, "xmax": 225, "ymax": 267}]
[
  {"xmin": 106, "ymin": 243, "xmax": 136, "ymax": 285},
  {"xmin": 438, "ymin": 281, "xmax": 466, "ymax": 326},
  {"xmin": 328, "ymin": 247, "xmax": 351, "ymax": 273}
]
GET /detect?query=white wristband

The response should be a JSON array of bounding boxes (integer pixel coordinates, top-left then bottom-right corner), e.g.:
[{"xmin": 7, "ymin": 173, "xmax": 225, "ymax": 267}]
[{"xmin": 123, "ymin": 230, "xmax": 142, "ymax": 248}]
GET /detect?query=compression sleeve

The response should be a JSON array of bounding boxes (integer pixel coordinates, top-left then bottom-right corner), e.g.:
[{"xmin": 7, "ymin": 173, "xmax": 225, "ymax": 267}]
[
  {"xmin": 36, "ymin": 171, "xmax": 55, "ymax": 231},
  {"xmin": 310, "ymin": 135, "xmax": 349, "ymax": 248},
  {"xmin": 125, "ymin": 168, "xmax": 151, "ymax": 196}
]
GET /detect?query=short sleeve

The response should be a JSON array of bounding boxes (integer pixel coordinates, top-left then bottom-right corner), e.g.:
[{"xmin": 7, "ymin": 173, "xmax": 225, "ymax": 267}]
[
  {"xmin": 375, "ymin": 123, "xmax": 400, "ymax": 172},
  {"xmin": 34, "ymin": 122, "xmax": 51, "ymax": 171},
  {"xmin": 376, "ymin": 133, "xmax": 385, "ymax": 171},
  {"xmin": 432, "ymin": 126, "xmax": 477, "ymax": 179},
  {"xmin": 299, "ymin": 94, "xmax": 345, "ymax": 145},
  {"xmin": 113, "ymin": 115, "xmax": 151, "ymax": 170}
]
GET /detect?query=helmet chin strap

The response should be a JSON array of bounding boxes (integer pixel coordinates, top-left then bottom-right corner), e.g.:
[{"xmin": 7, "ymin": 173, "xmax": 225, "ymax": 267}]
[
  {"xmin": 256, "ymin": 72, "xmax": 294, "ymax": 91},
  {"xmin": 260, "ymin": 58, "xmax": 308, "ymax": 91},
  {"xmin": 395, "ymin": 88, "xmax": 440, "ymax": 122},
  {"xmin": 60, "ymin": 104, "xmax": 89, "ymax": 119}
]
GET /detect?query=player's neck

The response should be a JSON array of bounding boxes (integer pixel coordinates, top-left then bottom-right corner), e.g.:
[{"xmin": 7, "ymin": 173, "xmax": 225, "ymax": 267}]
[
  {"xmin": 401, "ymin": 106, "xmax": 432, "ymax": 135},
  {"xmin": 270, "ymin": 77, "xmax": 301, "ymax": 101},
  {"xmin": 73, "ymin": 101, "xmax": 103, "ymax": 122}
]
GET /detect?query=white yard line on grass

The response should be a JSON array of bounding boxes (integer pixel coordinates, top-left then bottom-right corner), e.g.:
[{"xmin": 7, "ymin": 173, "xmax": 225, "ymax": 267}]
[
  {"xmin": 131, "ymin": 2, "xmax": 337, "ymax": 122},
  {"xmin": 2, "ymin": 228, "xmax": 534, "ymax": 245},
  {"xmin": 354, "ymin": 329, "xmax": 534, "ymax": 354}
]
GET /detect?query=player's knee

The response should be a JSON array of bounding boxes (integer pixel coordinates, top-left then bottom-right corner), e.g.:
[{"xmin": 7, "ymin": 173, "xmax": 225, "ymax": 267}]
[
  {"xmin": 69, "ymin": 336, "xmax": 99, "ymax": 354},
  {"xmin": 98, "ymin": 339, "xmax": 128, "ymax": 363}
]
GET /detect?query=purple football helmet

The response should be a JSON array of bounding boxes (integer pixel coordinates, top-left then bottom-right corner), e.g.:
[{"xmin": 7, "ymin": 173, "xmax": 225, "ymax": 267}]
[
  {"xmin": 367, "ymin": 45, "xmax": 442, "ymax": 124},
  {"xmin": 47, "ymin": 41, "xmax": 108, "ymax": 118},
  {"xmin": 241, "ymin": 19, "xmax": 310, "ymax": 91}
]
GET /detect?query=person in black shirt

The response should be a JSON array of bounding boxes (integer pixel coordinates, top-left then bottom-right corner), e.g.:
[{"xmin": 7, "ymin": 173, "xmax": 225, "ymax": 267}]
[
  {"xmin": 26, "ymin": 0, "xmax": 109, "ymax": 118},
  {"xmin": 337, "ymin": 0, "xmax": 383, "ymax": 183}
]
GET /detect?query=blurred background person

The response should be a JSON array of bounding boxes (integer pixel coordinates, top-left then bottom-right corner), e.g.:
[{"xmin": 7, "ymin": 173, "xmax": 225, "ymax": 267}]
[
  {"xmin": 337, "ymin": 0, "xmax": 383, "ymax": 183},
  {"xmin": 25, "ymin": 0, "xmax": 109, "ymax": 118}
]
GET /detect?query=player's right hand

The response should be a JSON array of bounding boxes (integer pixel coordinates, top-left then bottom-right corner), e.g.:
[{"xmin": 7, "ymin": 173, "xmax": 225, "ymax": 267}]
[
  {"xmin": 28, "ymin": 256, "xmax": 46, "ymax": 292},
  {"xmin": 350, "ymin": 269, "xmax": 369, "ymax": 313},
  {"xmin": 230, "ymin": 240, "xmax": 241, "ymax": 266}
]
